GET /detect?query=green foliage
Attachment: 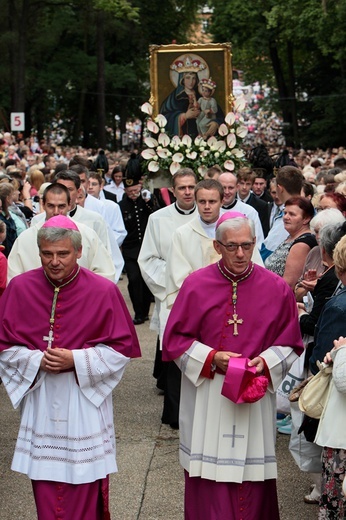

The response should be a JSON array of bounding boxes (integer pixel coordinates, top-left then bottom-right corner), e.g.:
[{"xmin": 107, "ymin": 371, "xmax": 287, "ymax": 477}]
[
  {"xmin": 0, "ymin": 0, "xmax": 201, "ymax": 146},
  {"xmin": 209, "ymin": 0, "xmax": 346, "ymax": 148}
]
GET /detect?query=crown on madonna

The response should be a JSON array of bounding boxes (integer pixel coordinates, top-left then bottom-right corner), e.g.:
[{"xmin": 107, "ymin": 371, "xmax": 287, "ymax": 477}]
[{"xmin": 170, "ymin": 55, "xmax": 206, "ymax": 73}]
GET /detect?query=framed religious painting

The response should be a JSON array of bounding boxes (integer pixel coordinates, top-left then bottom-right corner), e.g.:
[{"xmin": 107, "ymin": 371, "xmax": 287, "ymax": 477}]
[{"xmin": 149, "ymin": 42, "xmax": 233, "ymax": 140}]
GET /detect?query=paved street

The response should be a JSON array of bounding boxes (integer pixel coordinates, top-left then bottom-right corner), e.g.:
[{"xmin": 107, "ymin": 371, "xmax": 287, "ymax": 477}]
[{"xmin": 0, "ymin": 277, "xmax": 318, "ymax": 519}]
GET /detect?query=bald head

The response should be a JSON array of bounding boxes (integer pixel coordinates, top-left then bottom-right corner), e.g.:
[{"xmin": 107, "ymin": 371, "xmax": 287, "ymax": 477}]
[{"xmin": 218, "ymin": 172, "xmax": 237, "ymax": 206}]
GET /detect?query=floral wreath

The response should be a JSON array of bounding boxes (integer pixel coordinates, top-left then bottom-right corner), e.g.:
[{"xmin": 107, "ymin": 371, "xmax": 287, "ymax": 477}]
[{"xmin": 140, "ymin": 95, "xmax": 248, "ymax": 180}]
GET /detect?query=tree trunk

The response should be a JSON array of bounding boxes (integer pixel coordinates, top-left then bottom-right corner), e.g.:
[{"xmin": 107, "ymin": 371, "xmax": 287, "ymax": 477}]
[
  {"xmin": 96, "ymin": 10, "xmax": 106, "ymax": 148},
  {"xmin": 268, "ymin": 39, "xmax": 295, "ymax": 147},
  {"xmin": 286, "ymin": 41, "xmax": 300, "ymax": 147}
]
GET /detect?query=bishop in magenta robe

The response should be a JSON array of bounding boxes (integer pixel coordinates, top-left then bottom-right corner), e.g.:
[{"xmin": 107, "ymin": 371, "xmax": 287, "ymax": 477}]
[
  {"xmin": 163, "ymin": 257, "xmax": 303, "ymax": 520},
  {"xmin": 0, "ymin": 250, "xmax": 140, "ymax": 519}
]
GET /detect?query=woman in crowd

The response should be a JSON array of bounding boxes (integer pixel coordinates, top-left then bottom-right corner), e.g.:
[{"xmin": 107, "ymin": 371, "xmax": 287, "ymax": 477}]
[
  {"xmin": 297, "ymin": 222, "xmax": 346, "ymax": 337},
  {"xmin": 0, "ymin": 183, "xmax": 17, "ymax": 257},
  {"xmin": 265, "ymin": 196, "xmax": 317, "ymax": 288},
  {"xmin": 28, "ymin": 169, "xmax": 45, "ymax": 198},
  {"xmin": 309, "ymin": 223, "xmax": 346, "ymax": 374},
  {"xmin": 103, "ymin": 165, "xmax": 125, "ymax": 202},
  {"xmin": 313, "ymin": 234, "xmax": 346, "ymax": 518},
  {"xmin": 295, "ymin": 208, "xmax": 345, "ymax": 302},
  {"xmin": 317, "ymin": 191, "xmax": 346, "ymax": 216},
  {"xmin": 0, "ymin": 217, "xmax": 7, "ymax": 297}
]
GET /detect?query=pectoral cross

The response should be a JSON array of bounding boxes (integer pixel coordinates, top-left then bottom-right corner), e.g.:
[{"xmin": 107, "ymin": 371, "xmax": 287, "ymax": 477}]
[
  {"xmin": 227, "ymin": 313, "xmax": 243, "ymax": 336},
  {"xmin": 224, "ymin": 425, "xmax": 245, "ymax": 448},
  {"xmin": 43, "ymin": 329, "xmax": 54, "ymax": 348}
]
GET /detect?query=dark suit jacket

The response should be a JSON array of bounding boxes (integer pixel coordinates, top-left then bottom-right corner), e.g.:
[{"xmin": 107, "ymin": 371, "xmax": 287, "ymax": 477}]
[
  {"xmin": 103, "ymin": 190, "xmax": 117, "ymax": 203},
  {"xmin": 243, "ymin": 193, "xmax": 271, "ymax": 238},
  {"xmin": 258, "ymin": 190, "xmax": 273, "ymax": 203}
]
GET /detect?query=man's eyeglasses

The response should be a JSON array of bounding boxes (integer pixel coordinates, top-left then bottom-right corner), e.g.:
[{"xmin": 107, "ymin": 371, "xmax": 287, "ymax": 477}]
[{"xmin": 217, "ymin": 240, "xmax": 255, "ymax": 252}]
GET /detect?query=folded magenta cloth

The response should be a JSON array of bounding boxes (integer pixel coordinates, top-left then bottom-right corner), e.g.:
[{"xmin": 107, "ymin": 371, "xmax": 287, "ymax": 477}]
[{"xmin": 221, "ymin": 357, "xmax": 269, "ymax": 404}]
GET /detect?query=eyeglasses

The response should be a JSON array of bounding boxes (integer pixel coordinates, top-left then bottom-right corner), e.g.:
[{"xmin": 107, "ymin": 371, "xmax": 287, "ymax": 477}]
[{"xmin": 217, "ymin": 240, "xmax": 255, "ymax": 252}]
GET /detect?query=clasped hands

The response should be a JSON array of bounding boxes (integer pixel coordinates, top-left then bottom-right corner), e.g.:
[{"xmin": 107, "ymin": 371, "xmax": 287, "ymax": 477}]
[
  {"xmin": 40, "ymin": 347, "xmax": 74, "ymax": 373},
  {"xmin": 213, "ymin": 351, "xmax": 264, "ymax": 374}
]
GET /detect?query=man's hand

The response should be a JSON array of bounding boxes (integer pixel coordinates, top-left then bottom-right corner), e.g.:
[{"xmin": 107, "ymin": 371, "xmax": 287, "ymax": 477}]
[
  {"xmin": 248, "ymin": 356, "xmax": 265, "ymax": 374},
  {"xmin": 213, "ymin": 351, "xmax": 241, "ymax": 373},
  {"xmin": 41, "ymin": 347, "xmax": 74, "ymax": 373},
  {"xmin": 324, "ymin": 336, "xmax": 346, "ymax": 364}
]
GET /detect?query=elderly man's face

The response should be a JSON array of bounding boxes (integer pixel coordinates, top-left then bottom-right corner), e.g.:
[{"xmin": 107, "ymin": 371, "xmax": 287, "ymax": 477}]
[
  {"xmin": 125, "ymin": 185, "xmax": 141, "ymax": 200},
  {"xmin": 214, "ymin": 224, "xmax": 255, "ymax": 274},
  {"xmin": 39, "ymin": 237, "xmax": 82, "ymax": 281}
]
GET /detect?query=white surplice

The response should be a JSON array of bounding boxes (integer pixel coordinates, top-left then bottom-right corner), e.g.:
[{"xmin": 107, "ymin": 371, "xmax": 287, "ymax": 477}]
[
  {"xmin": 138, "ymin": 203, "xmax": 196, "ymax": 339},
  {"xmin": 0, "ymin": 344, "xmax": 129, "ymax": 484},
  {"xmin": 165, "ymin": 215, "xmax": 264, "ymax": 308},
  {"xmin": 176, "ymin": 341, "xmax": 298, "ymax": 482},
  {"xmin": 8, "ymin": 220, "xmax": 116, "ymax": 282}
]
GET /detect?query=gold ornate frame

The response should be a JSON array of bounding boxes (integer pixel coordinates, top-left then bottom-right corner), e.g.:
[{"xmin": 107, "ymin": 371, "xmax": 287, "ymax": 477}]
[{"xmin": 149, "ymin": 42, "xmax": 233, "ymax": 118}]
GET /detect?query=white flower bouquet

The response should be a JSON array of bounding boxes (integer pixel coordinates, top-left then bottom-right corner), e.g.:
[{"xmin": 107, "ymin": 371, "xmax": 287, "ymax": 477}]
[{"xmin": 140, "ymin": 96, "xmax": 248, "ymax": 179}]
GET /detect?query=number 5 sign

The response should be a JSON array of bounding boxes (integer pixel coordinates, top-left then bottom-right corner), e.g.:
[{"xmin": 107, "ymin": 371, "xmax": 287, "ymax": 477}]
[{"xmin": 11, "ymin": 112, "xmax": 25, "ymax": 131}]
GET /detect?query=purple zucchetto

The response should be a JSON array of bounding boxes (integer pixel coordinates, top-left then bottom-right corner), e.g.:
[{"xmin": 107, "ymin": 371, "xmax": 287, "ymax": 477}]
[
  {"xmin": 42, "ymin": 215, "xmax": 79, "ymax": 231},
  {"xmin": 215, "ymin": 211, "xmax": 247, "ymax": 230}
]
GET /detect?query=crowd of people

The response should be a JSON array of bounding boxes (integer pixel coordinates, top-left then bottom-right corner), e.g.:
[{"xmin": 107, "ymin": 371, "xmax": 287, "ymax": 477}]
[{"xmin": 0, "ymin": 129, "xmax": 346, "ymax": 519}]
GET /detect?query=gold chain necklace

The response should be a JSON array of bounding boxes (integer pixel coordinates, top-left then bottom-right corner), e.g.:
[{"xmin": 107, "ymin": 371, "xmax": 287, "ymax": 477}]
[{"xmin": 217, "ymin": 261, "xmax": 254, "ymax": 336}]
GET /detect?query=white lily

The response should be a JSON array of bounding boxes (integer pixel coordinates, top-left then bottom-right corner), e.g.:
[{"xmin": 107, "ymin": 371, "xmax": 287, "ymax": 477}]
[
  {"xmin": 158, "ymin": 133, "xmax": 170, "ymax": 147},
  {"xmin": 218, "ymin": 123, "xmax": 229, "ymax": 136},
  {"xmin": 207, "ymin": 136, "xmax": 217, "ymax": 148},
  {"xmin": 157, "ymin": 148, "xmax": 170, "ymax": 159},
  {"xmin": 141, "ymin": 102, "xmax": 153, "ymax": 115},
  {"xmin": 182, "ymin": 134, "xmax": 192, "ymax": 147},
  {"xmin": 171, "ymin": 135, "xmax": 181, "ymax": 146},
  {"xmin": 141, "ymin": 148, "xmax": 156, "ymax": 160},
  {"xmin": 198, "ymin": 166, "xmax": 207, "ymax": 176},
  {"xmin": 234, "ymin": 96, "xmax": 246, "ymax": 112},
  {"xmin": 224, "ymin": 160, "xmax": 235, "ymax": 171},
  {"xmin": 232, "ymin": 148, "xmax": 245, "ymax": 158},
  {"xmin": 148, "ymin": 161, "xmax": 160, "ymax": 172},
  {"xmin": 147, "ymin": 120, "xmax": 159, "ymax": 134},
  {"xmin": 194, "ymin": 136, "xmax": 204, "ymax": 146},
  {"xmin": 236, "ymin": 125, "xmax": 248, "ymax": 138},
  {"xmin": 225, "ymin": 112, "xmax": 236, "ymax": 126},
  {"xmin": 144, "ymin": 137, "xmax": 158, "ymax": 148},
  {"xmin": 156, "ymin": 114, "xmax": 167, "ymax": 128},
  {"xmin": 215, "ymin": 140, "xmax": 226, "ymax": 153},
  {"xmin": 186, "ymin": 151, "xmax": 197, "ymax": 159},
  {"xmin": 172, "ymin": 153, "xmax": 184, "ymax": 163},
  {"xmin": 226, "ymin": 134, "xmax": 237, "ymax": 149},
  {"xmin": 170, "ymin": 162, "xmax": 181, "ymax": 175}
]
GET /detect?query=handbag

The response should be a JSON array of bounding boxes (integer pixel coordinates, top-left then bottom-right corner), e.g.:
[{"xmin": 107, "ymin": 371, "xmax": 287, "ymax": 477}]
[
  {"xmin": 289, "ymin": 375, "xmax": 313, "ymax": 402},
  {"xmin": 298, "ymin": 361, "xmax": 333, "ymax": 419}
]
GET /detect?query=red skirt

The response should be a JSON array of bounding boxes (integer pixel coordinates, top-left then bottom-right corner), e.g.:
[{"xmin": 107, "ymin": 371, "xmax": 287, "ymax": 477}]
[
  {"xmin": 32, "ymin": 477, "xmax": 110, "ymax": 520},
  {"xmin": 184, "ymin": 471, "xmax": 280, "ymax": 520}
]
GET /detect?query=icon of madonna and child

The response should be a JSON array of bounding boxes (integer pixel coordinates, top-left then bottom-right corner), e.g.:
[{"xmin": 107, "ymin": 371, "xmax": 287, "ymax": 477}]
[{"xmin": 160, "ymin": 53, "xmax": 226, "ymax": 140}]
